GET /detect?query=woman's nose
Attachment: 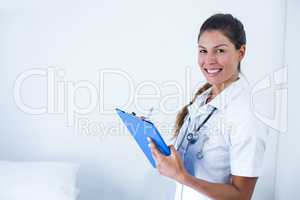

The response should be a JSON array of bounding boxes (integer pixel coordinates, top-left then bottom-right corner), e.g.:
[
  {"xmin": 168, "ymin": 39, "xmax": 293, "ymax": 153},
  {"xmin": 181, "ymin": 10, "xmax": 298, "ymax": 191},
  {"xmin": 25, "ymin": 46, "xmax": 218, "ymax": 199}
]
[{"xmin": 205, "ymin": 52, "xmax": 217, "ymax": 64}]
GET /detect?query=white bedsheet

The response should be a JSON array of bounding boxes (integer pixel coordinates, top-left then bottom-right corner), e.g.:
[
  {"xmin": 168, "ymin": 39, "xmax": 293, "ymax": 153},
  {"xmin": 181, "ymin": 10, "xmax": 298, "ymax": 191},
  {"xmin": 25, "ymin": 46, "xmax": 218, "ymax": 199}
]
[{"xmin": 0, "ymin": 161, "xmax": 79, "ymax": 200}]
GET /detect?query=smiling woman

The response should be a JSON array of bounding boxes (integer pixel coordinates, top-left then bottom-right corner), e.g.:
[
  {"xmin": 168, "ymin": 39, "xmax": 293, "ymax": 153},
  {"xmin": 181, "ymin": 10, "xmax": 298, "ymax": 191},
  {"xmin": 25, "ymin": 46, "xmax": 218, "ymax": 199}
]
[
  {"xmin": 198, "ymin": 31, "xmax": 244, "ymax": 86},
  {"xmin": 147, "ymin": 13, "xmax": 268, "ymax": 200}
]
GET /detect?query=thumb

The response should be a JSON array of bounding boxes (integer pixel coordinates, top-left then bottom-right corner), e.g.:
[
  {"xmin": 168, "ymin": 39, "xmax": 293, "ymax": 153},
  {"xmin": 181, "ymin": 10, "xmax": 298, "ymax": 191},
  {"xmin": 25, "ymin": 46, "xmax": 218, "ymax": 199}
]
[{"xmin": 169, "ymin": 145, "xmax": 177, "ymax": 155}]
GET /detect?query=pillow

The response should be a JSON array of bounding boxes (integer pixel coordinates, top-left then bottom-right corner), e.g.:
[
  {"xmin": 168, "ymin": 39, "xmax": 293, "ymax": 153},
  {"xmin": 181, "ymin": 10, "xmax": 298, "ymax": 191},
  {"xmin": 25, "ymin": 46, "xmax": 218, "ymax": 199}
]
[{"xmin": 0, "ymin": 161, "xmax": 80, "ymax": 200}]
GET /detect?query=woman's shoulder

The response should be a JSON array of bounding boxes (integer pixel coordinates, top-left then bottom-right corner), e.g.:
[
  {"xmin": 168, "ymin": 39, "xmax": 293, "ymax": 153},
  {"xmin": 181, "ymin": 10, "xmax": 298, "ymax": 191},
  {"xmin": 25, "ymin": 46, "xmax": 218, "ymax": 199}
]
[{"xmin": 224, "ymin": 85, "xmax": 268, "ymax": 140}]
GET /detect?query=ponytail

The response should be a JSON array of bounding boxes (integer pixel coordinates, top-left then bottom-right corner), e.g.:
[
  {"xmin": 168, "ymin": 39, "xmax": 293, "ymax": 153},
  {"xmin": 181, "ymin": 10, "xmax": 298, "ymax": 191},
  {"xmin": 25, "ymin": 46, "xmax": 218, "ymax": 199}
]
[{"xmin": 173, "ymin": 83, "xmax": 212, "ymax": 138}]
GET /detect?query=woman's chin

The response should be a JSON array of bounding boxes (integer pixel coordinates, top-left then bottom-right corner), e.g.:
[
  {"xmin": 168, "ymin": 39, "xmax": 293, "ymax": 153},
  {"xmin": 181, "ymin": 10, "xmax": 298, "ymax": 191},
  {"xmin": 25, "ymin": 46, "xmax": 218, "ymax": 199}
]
[
  {"xmin": 205, "ymin": 75, "xmax": 238, "ymax": 87},
  {"xmin": 205, "ymin": 77, "xmax": 224, "ymax": 85}
]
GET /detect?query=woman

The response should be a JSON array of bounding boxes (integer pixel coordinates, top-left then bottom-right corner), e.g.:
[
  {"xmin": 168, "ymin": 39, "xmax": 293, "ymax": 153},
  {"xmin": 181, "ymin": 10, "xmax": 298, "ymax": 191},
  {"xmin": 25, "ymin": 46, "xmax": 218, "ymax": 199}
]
[{"xmin": 147, "ymin": 13, "xmax": 268, "ymax": 200}]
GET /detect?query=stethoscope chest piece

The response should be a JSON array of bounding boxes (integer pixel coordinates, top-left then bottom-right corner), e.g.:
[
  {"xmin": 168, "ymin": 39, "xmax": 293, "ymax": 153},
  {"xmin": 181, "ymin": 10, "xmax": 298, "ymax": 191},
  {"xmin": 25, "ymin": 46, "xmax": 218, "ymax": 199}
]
[{"xmin": 186, "ymin": 132, "xmax": 199, "ymax": 144}]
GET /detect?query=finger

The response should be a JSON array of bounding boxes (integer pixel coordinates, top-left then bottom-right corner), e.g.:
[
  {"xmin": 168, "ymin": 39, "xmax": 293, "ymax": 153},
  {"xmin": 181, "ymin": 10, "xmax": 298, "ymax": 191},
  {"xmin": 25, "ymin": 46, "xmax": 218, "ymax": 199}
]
[
  {"xmin": 147, "ymin": 138, "xmax": 162, "ymax": 160},
  {"xmin": 149, "ymin": 144, "xmax": 160, "ymax": 164},
  {"xmin": 150, "ymin": 148, "xmax": 159, "ymax": 164},
  {"xmin": 147, "ymin": 137, "xmax": 152, "ymax": 143},
  {"xmin": 149, "ymin": 141, "xmax": 160, "ymax": 158},
  {"xmin": 169, "ymin": 145, "xmax": 177, "ymax": 153},
  {"xmin": 169, "ymin": 145, "xmax": 178, "ymax": 158}
]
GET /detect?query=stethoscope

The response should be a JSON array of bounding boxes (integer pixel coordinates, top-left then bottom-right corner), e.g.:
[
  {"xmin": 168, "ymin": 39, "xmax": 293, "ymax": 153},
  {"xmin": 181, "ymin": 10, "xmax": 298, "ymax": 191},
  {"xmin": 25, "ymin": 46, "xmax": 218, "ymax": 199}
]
[
  {"xmin": 175, "ymin": 106, "xmax": 217, "ymax": 151},
  {"xmin": 174, "ymin": 106, "xmax": 217, "ymax": 200}
]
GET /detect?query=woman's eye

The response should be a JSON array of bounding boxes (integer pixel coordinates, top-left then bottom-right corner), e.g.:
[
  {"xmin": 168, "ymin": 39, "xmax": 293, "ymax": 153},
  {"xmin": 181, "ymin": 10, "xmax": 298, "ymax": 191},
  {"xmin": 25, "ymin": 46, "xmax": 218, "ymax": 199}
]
[
  {"xmin": 199, "ymin": 49, "xmax": 207, "ymax": 53},
  {"xmin": 216, "ymin": 49, "xmax": 225, "ymax": 53}
]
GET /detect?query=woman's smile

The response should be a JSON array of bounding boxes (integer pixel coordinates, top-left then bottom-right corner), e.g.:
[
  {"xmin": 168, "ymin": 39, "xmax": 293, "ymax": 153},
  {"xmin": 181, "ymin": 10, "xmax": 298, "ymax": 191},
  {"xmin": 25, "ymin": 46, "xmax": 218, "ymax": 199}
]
[{"xmin": 204, "ymin": 68, "xmax": 223, "ymax": 77}]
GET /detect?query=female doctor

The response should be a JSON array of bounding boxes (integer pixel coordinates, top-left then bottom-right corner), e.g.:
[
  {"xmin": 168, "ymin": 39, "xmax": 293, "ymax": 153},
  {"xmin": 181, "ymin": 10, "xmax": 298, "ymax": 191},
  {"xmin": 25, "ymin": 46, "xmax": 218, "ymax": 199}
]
[{"xmin": 147, "ymin": 13, "xmax": 268, "ymax": 200}]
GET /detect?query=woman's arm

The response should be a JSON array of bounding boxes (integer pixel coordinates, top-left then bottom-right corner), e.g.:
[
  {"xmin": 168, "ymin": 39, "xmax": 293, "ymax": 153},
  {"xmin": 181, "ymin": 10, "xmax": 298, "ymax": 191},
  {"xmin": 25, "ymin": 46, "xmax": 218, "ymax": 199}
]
[
  {"xmin": 148, "ymin": 138, "xmax": 257, "ymax": 200},
  {"xmin": 181, "ymin": 174, "xmax": 257, "ymax": 200}
]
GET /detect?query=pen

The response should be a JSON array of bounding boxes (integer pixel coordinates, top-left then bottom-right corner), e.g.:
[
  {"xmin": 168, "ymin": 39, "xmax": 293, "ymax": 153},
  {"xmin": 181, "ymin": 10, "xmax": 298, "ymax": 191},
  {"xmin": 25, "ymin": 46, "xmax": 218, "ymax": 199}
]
[{"xmin": 146, "ymin": 107, "xmax": 154, "ymax": 120}]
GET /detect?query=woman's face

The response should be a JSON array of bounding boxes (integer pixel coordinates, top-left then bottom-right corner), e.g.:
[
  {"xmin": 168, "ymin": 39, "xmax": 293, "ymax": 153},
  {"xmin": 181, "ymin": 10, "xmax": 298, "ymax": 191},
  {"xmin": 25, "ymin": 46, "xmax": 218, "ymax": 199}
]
[{"xmin": 198, "ymin": 30, "xmax": 245, "ymax": 85}]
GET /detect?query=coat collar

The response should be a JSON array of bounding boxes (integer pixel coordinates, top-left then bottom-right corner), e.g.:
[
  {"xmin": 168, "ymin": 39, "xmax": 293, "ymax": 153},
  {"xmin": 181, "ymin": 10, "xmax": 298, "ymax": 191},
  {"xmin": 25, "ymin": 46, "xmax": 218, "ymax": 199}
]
[{"xmin": 188, "ymin": 74, "xmax": 249, "ymax": 118}]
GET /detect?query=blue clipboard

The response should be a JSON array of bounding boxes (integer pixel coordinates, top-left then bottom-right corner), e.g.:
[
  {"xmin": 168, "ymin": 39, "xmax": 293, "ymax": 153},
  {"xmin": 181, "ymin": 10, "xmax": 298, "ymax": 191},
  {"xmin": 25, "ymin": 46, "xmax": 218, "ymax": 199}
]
[{"xmin": 116, "ymin": 108, "xmax": 171, "ymax": 168}]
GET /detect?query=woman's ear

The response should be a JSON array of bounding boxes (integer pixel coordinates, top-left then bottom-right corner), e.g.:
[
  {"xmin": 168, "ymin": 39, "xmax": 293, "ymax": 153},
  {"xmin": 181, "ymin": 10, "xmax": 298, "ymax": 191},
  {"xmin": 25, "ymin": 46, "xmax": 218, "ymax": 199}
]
[{"xmin": 239, "ymin": 45, "xmax": 246, "ymax": 60}]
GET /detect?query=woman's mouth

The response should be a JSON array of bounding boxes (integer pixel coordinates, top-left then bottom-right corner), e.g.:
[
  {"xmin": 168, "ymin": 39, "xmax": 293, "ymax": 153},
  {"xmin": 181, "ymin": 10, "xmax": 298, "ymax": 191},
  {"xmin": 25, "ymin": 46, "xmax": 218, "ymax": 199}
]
[{"xmin": 204, "ymin": 68, "xmax": 223, "ymax": 77}]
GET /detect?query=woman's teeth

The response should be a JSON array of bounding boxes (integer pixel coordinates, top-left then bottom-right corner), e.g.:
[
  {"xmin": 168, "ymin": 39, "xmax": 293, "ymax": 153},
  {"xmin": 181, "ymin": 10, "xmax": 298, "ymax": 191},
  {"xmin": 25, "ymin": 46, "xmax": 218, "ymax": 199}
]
[{"xmin": 205, "ymin": 68, "xmax": 222, "ymax": 76}]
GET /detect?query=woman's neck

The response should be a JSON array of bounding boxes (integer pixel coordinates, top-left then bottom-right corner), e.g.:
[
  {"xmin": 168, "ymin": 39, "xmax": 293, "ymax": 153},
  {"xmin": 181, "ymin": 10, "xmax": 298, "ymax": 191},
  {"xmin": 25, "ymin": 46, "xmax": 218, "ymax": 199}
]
[{"xmin": 208, "ymin": 73, "xmax": 240, "ymax": 102}]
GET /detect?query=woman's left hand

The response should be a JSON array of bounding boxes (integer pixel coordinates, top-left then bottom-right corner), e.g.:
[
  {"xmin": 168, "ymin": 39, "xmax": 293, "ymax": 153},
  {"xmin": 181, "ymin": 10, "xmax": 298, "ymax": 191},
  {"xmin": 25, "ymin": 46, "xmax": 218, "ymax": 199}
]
[{"xmin": 147, "ymin": 137, "xmax": 187, "ymax": 183}]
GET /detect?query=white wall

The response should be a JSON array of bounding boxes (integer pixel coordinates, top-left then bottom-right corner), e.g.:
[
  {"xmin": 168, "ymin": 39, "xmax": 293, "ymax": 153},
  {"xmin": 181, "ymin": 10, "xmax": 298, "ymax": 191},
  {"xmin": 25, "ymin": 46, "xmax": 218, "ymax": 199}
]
[
  {"xmin": 0, "ymin": 0, "xmax": 290, "ymax": 199},
  {"xmin": 275, "ymin": 0, "xmax": 300, "ymax": 199}
]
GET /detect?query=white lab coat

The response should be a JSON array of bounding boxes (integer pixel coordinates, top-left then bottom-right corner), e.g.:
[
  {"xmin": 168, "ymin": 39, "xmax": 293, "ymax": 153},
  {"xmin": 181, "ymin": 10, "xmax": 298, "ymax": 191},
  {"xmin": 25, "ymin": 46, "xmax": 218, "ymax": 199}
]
[{"xmin": 174, "ymin": 75, "xmax": 268, "ymax": 200}]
